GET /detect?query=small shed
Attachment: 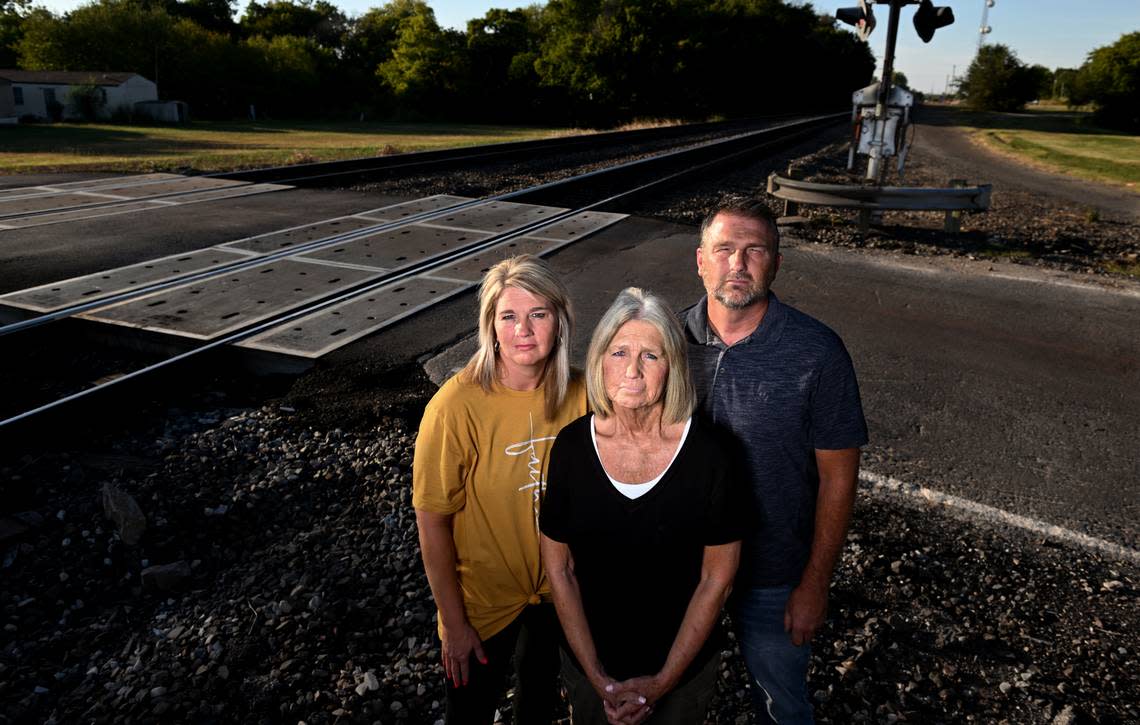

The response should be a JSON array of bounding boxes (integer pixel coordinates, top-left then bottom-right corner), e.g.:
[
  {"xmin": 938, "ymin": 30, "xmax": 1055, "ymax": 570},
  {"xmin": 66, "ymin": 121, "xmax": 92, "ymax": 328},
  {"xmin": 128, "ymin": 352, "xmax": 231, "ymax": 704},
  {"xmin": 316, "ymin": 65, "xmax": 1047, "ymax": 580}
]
[
  {"xmin": 0, "ymin": 70, "xmax": 158, "ymax": 121},
  {"xmin": 134, "ymin": 100, "xmax": 189, "ymax": 123}
]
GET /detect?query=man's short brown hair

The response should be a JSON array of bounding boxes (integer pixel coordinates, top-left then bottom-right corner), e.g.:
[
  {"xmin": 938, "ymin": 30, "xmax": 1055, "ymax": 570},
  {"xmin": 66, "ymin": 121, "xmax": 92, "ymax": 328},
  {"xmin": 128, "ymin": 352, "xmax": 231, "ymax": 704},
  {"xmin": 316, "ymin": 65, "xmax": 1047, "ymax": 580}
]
[{"xmin": 699, "ymin": 200, "xmax": 780, "ymax": 254}]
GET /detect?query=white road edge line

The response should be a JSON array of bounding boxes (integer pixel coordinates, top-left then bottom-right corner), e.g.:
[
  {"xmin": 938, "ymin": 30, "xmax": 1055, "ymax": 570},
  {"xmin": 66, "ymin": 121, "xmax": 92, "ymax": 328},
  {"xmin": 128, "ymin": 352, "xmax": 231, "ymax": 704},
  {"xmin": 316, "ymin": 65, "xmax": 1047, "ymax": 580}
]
[{"xmin": 860, "ymin": 470, "xmax": 1139, "ymax": 565}]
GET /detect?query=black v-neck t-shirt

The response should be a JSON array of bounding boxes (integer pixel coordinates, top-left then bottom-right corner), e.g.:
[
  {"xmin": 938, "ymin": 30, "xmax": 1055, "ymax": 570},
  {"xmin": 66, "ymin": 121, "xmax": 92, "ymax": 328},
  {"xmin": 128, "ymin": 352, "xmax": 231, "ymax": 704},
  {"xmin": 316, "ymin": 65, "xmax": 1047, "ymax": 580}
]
[{"xmin": 540, "ymin": 414, "xmax": 748, "ymax": 681}]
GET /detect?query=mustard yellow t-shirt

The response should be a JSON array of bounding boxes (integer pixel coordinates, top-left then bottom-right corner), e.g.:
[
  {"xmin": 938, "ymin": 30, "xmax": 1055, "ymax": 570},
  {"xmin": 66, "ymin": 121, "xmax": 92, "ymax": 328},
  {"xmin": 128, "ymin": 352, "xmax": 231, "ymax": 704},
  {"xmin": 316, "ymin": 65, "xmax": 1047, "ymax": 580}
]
[{"xmin": 412, "ymin": 373, "xmax": 587, "ymax": 640}]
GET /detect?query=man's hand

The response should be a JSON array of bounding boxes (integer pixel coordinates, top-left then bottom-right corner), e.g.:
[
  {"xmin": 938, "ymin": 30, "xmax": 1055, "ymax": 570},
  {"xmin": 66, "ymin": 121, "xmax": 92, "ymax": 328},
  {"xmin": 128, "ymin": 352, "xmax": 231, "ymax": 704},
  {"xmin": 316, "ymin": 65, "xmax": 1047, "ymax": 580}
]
[
  {"xmin": 784, "ymin": 579, "xmax": 827, "ymax": 646},
  {"xmin": 440, "ymin": 620, "xmax": 486, "ymax": 687}
]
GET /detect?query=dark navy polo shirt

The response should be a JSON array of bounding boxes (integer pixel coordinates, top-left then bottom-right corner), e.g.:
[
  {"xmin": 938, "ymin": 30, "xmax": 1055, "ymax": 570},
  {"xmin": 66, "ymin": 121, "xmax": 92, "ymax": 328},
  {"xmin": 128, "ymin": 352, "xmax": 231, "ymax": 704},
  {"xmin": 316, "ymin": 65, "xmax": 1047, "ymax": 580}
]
[{"xmin": 682, "ymin": 293, "xmax": 868, "ymax": 587}]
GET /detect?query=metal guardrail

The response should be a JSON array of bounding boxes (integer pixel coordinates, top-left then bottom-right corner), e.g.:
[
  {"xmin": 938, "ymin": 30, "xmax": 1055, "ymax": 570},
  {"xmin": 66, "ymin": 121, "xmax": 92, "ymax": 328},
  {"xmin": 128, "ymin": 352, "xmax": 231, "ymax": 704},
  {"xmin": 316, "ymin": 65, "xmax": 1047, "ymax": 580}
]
[{"xmin": 767, "ymin": 173, "xmax": 991, "ymax": 212}]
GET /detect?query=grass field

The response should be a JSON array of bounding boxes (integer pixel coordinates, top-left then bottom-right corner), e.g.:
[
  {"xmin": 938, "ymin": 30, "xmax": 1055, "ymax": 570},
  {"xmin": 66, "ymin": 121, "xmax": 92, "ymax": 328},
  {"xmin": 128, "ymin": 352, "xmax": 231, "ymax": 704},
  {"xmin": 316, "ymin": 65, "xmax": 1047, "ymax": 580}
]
[
  {"xmin": 0, "ymin": 121, "xmax": 584, "ymax": 174},
  {"xmin": 958, "ymin": 109, "xmax": 1139, "ymax": 190}
]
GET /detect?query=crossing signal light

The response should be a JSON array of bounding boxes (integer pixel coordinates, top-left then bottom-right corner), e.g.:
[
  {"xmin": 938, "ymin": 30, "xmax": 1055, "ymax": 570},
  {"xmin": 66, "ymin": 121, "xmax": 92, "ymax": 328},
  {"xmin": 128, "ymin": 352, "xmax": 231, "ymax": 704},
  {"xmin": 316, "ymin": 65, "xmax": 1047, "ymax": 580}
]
[
  {"xmin": 913, "ymin": 0, "xmax": 955, "ymax": 43},
  {"xmin": 837, "ymin": 0, "xmax": 876, "ymax": 41}
]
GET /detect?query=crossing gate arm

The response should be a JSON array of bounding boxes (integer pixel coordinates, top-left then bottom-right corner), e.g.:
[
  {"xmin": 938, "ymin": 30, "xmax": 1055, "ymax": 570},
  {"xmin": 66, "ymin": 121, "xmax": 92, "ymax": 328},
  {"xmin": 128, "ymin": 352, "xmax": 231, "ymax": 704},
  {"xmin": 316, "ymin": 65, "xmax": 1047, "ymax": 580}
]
[{"xmin": 767, "ymin": 173, "xmax": 991, "ymax": 212}]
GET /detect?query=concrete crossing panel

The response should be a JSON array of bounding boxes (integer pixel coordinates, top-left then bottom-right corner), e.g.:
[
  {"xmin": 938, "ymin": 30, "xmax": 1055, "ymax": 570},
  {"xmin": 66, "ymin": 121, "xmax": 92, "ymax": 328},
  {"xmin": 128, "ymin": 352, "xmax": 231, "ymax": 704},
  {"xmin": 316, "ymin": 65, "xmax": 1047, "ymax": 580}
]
[
  {"xmin": 299, "ymin": 224, "xmax": 493, "ymax": 271},
  {"xmin": 0, "ymin": 248, "xmax": 253, "ymax": 312},
  {"xmin": 222, "ymin": 216, "xmax": 383, "ymax": 255},
  {"xmin": 239, "ymin": 276, "xmax": 469, "ymax": 357},
  {"xmin": 425, "ymin": 200, "xmax": 567, "ymax": 233},
  {"xmin": 103, "ymin": 177, "xmax": 244, "ymax": 198},
  {"xmin": 150, "ymin": 183, "xmax": 289, "ymax": 204},
  {"xmin": 81, "ymin": 259, "xmax": 379, "ymax": 340},
  {"xmin": 357, "ymin": 194, "xmax": 473, "ymax": 221},
  {"xmin": 0, "ymin": 174, "xmax": 183, "ymax": 203},
  {"xmin": 30, "ymin": 173, "xmax": 181, "ymax": 191},
  {"xmin": 0, "ymin": 184, "xmax": 289, "ymax": 230},
  {"xmin": 0, "ymin": 201, "xmax": 167, "ymax": 229},
  {"xmin": 423, "ymin": 236, "xmax": 566, "ymax": 283},
  {"xmin": 523, "ymin": 210, "xmax": 628, "ymax": 241},
  {"xmin": 0, "ymin": 192, "xmax": 130, "ymax": 218}
]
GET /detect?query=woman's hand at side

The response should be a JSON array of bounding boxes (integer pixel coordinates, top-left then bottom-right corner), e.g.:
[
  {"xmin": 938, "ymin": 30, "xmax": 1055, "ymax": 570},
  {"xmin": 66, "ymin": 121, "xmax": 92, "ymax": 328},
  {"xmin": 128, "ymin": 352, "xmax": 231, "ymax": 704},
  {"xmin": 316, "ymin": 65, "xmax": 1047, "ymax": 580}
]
[
  {"xmin": 440, "ymin": 617, "xmax": 486, "ymax": 687},
  {"xmin": 416, "ymin": 508, "xmax": 486, "ymax": 686}
]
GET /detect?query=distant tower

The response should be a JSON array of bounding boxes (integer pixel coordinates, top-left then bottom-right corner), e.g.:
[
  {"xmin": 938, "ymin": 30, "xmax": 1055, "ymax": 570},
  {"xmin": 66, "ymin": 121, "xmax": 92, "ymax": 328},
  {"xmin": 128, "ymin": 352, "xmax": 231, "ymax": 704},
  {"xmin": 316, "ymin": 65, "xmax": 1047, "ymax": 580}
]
[{"xmin": 978, "ymin": 0, "xmax": 994, "ymax": 51}]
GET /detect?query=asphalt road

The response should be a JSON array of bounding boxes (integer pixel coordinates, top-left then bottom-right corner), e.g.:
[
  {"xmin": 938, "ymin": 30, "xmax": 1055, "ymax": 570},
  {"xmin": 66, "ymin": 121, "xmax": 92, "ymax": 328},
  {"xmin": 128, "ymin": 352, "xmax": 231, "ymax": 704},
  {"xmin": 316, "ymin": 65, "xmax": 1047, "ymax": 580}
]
[{"xmin": 317, "ymin": 212, "xmax": 1139, "ymax": 552}]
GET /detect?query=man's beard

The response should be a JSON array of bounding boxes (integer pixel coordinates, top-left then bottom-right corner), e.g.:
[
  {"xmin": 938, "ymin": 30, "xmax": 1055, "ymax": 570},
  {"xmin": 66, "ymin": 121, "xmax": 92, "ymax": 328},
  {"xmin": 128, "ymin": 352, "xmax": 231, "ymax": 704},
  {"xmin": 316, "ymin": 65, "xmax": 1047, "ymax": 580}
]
[{"xmin": 713, "ymin": 275, "xmax": 767, "ymax": 310}]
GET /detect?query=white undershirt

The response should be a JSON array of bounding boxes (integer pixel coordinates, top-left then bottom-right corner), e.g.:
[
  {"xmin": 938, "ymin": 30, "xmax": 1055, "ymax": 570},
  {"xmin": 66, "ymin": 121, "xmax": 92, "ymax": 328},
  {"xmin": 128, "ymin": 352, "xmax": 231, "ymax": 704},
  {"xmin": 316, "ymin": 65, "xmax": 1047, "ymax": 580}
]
[{"xmin": 590, "ymin": 416, "xmax": 693, "ymax": 499}]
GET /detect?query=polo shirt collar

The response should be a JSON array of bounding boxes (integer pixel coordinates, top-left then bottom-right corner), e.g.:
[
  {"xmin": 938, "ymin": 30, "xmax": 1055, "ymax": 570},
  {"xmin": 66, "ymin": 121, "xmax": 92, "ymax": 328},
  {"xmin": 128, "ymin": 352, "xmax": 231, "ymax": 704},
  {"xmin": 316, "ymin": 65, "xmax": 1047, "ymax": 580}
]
[{"xmin": 686, "ymin": 292, "xmax": 785, "ymax": 349}]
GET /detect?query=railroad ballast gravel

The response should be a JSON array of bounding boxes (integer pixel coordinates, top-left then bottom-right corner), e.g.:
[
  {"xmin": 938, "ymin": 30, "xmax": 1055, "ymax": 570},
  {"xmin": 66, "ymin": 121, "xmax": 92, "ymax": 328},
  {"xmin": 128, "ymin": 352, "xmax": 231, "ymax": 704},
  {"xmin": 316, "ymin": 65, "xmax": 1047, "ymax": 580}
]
[{"xmin": 2, "ymin": 397, "xmax": 1136, "ymax": 724}]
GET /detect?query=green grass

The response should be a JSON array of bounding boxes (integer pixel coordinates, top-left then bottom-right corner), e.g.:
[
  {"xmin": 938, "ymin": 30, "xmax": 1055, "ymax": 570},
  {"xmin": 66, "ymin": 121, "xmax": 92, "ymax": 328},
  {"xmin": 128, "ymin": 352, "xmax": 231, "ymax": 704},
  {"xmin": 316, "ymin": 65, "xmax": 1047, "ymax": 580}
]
[
  {"xmin": 1102, "ymin": 259, "xmax": 1140, "ymax": 278},
  {"xmin": 0, "ymin": 120, "xmax": 587, "ymax": 174},
  {"xmin": 974, "ymin": 246, "xmax": 1035, "ymax": 261},
  {"xmin": 962, "ymin": 112, "xmax": 1140, "ymax": 189}
]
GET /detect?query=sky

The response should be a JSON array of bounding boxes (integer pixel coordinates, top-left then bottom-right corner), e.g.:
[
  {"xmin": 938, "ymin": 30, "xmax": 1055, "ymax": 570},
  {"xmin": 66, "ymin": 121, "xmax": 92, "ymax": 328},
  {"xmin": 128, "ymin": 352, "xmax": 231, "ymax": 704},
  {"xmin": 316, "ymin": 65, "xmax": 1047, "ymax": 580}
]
[{"xmin": 30, "ymin": 0, "xmax": 1140, "ymax": 97}]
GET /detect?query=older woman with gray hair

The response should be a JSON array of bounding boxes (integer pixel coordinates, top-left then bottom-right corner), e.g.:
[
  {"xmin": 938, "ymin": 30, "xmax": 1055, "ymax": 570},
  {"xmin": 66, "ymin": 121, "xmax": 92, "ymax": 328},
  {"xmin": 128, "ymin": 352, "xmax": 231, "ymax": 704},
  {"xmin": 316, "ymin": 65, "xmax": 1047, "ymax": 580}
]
[{"xmin": 540, "ymin": 287, "xmax": 747, "ymax": 725}]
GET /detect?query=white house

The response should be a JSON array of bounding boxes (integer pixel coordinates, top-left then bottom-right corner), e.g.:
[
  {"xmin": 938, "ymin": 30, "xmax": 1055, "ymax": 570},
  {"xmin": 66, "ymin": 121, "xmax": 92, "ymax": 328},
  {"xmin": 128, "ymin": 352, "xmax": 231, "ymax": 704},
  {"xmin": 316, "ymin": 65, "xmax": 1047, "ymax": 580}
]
[{"xmin": 0, "ymin": 70, "xmax": 158, "ymax": 121}]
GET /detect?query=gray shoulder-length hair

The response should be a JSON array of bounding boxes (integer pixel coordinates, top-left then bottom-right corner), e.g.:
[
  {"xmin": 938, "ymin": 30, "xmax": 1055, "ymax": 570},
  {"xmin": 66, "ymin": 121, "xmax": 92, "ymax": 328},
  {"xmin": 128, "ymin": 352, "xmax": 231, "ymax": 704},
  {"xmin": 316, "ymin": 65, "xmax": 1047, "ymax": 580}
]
[
  {"xmin": 459, "ymin": 254, "xmax": 573, "ymax": 421},
  {"xmin": 585, "ymin": 287, "xmax": 695, "ymax": 424}
]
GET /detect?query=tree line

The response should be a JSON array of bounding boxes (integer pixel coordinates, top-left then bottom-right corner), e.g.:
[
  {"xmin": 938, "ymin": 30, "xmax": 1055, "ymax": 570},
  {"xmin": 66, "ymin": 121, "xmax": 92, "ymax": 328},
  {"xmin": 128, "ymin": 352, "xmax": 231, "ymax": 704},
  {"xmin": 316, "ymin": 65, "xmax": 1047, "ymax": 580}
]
[
  {"xmin": 0, "ymin": 0, "xmax": 876, "ymax": 124},
  {"xmin": 960, "ymin": 33, "xmax": 1139, "ymax": 131}
]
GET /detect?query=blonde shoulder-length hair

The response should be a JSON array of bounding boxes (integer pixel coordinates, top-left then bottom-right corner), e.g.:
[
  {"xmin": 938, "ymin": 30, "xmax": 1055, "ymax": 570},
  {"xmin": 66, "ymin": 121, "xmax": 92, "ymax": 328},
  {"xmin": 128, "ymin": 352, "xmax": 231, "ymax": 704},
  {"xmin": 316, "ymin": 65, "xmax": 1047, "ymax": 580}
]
[
  {"xmin": 460, "ymin": 254, "xmax": 573, "ymax": 421},
  {"xmin": 585, "ymin": 287, "xmax": 695, "ymax": 425}
]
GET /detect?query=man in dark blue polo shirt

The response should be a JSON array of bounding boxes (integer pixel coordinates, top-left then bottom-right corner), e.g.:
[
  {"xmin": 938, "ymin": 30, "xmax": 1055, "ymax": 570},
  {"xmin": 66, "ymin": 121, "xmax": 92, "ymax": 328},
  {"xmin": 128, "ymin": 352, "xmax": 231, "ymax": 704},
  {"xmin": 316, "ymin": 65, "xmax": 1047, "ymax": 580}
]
[{"xmin": 682, "ymin": 201, "xmax": 867, "ymax": 724}]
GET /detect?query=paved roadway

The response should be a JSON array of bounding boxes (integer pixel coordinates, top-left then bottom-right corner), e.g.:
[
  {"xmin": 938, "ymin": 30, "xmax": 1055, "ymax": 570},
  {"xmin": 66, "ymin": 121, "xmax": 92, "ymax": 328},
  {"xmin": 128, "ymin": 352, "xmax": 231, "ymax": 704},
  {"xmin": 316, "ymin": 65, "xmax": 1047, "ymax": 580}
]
[{"xmin": 1, "ymin": 174, "xmax": 1137, "ymax": 552}]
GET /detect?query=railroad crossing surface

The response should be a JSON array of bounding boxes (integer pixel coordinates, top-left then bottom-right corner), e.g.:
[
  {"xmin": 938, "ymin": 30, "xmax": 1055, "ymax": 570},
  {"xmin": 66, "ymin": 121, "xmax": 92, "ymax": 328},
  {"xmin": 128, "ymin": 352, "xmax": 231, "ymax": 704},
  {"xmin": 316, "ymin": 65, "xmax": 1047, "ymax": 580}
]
[{"xmin": 0, "ymin": 190, "xmax": 625, "ymax": 358}]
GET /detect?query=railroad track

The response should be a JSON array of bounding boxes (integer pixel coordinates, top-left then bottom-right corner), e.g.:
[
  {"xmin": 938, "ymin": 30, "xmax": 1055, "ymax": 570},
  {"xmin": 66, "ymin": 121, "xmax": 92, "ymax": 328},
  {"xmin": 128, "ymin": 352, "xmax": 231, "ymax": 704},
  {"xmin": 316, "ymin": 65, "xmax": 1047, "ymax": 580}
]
[
  {"xmin": 0, "ymin": 116, "xmax": 778, "ymax": 226},
  {"xmin": 0, "ymin": 112, "xmax": 841, "ymax": 432}
]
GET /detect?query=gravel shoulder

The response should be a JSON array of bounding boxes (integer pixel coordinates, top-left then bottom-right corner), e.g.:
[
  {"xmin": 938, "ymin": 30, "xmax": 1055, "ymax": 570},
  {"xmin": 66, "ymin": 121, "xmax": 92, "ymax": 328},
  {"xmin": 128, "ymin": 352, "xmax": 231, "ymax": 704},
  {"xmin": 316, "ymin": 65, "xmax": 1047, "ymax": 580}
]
[{"xmin": 1, "ymin": 398, "xmax": 1136, "ymax": 724}]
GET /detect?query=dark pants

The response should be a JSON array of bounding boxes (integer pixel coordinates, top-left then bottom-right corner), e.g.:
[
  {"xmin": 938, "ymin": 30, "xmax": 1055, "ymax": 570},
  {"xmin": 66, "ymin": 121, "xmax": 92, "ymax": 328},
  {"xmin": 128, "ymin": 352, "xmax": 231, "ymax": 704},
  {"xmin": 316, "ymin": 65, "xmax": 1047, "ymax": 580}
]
[
  {"xmin": 444, "ymin": 603, "xmax": 561, "ymax": 725},
  {"xmin": 559, "ymin": 648, "xmax": 721, "ymax": 725}
]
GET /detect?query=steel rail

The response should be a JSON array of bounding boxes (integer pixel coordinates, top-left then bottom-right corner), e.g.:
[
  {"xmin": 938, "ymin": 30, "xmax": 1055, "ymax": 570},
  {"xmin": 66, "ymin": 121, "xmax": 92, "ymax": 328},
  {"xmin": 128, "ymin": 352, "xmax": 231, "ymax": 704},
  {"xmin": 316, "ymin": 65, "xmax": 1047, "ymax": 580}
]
[
  {"xmin": 210, "ymin": 116, "xmax": 797, "ymax": 185},
  {"xmin": 0, "ymin": 114, "xmax": 834, "ymax": 338},
  {"xmin": 0, "ymin": 112, "xmax": 842, "ymax": 429}
]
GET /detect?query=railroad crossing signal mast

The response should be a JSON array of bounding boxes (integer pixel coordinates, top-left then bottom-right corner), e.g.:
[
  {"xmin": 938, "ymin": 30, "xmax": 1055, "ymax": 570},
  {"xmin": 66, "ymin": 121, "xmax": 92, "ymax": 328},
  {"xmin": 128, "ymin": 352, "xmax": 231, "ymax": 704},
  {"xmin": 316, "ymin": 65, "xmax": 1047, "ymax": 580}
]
[
  {"xmin": 978, "ymin": 0, "xmax": 994, "ymax": 51},
  {"xmin": 767, "ymin": 1, "xmax": 990, "ymax": 233},
  {"xmin": 837, "ymin": 0, "xmax": 954, "ymax": 182}
]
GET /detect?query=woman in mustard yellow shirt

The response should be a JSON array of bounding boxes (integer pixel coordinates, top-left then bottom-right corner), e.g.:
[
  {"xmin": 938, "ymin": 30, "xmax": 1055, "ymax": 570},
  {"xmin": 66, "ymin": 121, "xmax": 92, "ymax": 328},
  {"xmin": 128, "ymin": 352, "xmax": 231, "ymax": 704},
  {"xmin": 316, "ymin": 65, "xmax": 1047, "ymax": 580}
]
[{"xmin": 413, "ymin": 254, "xmax": 586, "ymax": 724}]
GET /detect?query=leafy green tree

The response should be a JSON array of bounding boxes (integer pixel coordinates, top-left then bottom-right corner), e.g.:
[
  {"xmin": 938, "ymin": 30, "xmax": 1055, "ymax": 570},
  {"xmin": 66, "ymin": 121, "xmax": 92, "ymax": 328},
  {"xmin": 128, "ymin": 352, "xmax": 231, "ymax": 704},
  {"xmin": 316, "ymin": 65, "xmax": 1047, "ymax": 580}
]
[
  {"xmin": 959, "ymin": 43, "xmax": 1037, "ymax": 111},
  {"xmin": 340, "ymin": 0, "xmax": 427, "ymax": 112},
  {"xmin": 163, "ymin": 17, "xmax": 258, "ymax": 116},
  {"xmin": 0, "ymin": 0, "xmax": 29, "ymax": 66},
  {"xmin": 243, "ymin": 32, "xmax": 330, "ymax": 115},
  {"xmin": 1071, "ymin": 31, "xmax": 1140, "ymax": 131},
  {"xmin": 892, "ymin": 70, "xmax": 909, "ymax": 88},
  {"xmin": 170, "ymin": 0, "xmax": 236, "ymax": 35},
  {"xmin": 18, "ymin": 1, "xmax": 174, "ymax": 76},
  {"xmin": 375, "ymin": 0, "xmax": 467, "ymax": 116},
  {"xmin": 1024, "ymin": 64, "xmax": 1052, "ymax": 100},
  {"xmin": 240, "ymin": 0, "xmax": 346, "ymax": 49},
  {"xmin": 465, "ymin": 7, "xmax": 547, "ymax": 120}
]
